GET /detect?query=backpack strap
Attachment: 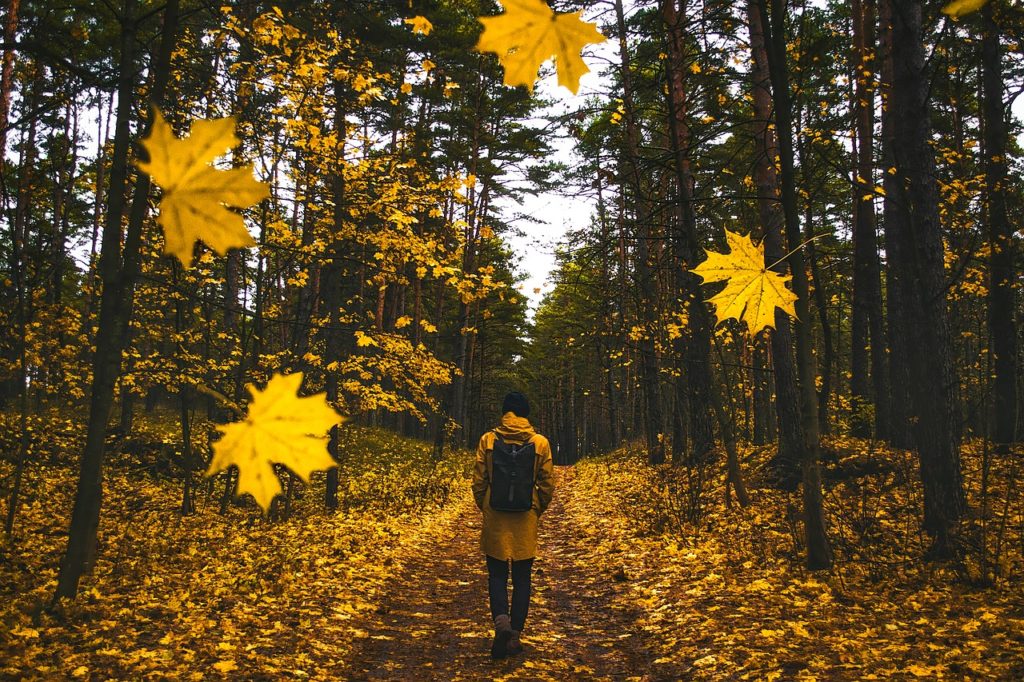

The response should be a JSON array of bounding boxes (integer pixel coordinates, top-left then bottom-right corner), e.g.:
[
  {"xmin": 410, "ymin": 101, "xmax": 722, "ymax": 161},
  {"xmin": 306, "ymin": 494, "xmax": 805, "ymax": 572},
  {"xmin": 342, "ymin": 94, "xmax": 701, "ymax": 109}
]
[
  {"xmin": 487, "ymin": 431, "xmax": 498, "ymax": 483},
  {"xmin": 492, "ymin": 431, "xmax": 532, "ymax": 451}
]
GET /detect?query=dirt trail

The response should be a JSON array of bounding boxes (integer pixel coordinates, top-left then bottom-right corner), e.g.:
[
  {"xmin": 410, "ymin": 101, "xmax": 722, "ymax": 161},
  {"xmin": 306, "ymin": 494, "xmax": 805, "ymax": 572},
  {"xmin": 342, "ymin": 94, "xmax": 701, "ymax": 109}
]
[{"xmin": 340, "ymin": 467, "xmax": 657, "ymax": 681}]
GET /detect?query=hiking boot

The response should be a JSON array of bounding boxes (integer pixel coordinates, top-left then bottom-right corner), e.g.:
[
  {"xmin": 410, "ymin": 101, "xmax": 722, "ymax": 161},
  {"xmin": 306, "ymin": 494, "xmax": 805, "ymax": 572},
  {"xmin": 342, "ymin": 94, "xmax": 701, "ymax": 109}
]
[
  {"xmin": 507, "ymin": 630, "xmax": 524, "ymax": 656},
  {"xmin": 491, "ymin": 614, "xmax": 512, "ymax": 659}
]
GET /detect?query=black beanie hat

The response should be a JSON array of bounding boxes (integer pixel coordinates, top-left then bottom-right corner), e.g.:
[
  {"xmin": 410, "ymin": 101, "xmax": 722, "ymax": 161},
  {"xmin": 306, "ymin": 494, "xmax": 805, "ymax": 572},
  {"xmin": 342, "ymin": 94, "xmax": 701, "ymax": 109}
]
[{"xmin": 502, "ymin": 391, "xmax": 530, "ymax": 418}]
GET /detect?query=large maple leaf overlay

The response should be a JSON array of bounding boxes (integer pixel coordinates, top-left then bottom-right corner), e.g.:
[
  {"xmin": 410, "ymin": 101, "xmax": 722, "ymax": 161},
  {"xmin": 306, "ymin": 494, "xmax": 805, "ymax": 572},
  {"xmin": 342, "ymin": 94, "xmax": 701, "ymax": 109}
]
[
  {"xmin": 137, "ymin": 108, "xmax": 269, "ymax": 267},
  {"xmin": 475, "ymin": 0, "xmax": 606, "ymax": 94},
  {"xmin": 691, "ymin": 229, "xmax": 799, "ymax": 335},
  {"xmin": 941, "ymin": 0, "xmax": 989, "ymax": 18},
  {"xmin": 206, "ymin": 372, "xmax": 346, "ymax": 513}
]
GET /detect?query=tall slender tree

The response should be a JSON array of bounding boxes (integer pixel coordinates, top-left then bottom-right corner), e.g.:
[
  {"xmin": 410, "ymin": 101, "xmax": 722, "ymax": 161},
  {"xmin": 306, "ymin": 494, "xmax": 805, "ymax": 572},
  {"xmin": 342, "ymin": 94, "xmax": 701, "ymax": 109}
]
[
  {"xmin": 886, "ymin": 0, "xmax": 965, "ymax": 556},
  {"xmin": 981, "ymin": 2, "xmax": 1017, "ymax": 449},
  {"xmin": 850, "ymin": 0, "xmax": 889, "ymax": 439},
  {"xmin": 661, "ymin": 0, "xmax": 714, "ymax": 465},
  {"xmin": 614, "ymin": 0, "xmax": 665, "ymax": 464},
  {"xmin": 56, "ymin": 0, "xmax": 180, "ymax": 600},
  {"xmin": 746, "ymin": 0, "xmax": 804, "ymax": 488},
  {"xmin": 755, "ymin": 0, "xmax": 833, "ymax": 570}
]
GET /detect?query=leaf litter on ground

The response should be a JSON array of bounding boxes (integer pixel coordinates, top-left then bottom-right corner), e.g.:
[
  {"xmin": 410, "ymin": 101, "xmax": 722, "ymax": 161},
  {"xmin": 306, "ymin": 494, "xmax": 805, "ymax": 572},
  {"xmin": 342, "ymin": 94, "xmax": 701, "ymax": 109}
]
[{"xmin": 2, "ymin": 411, "xmax": 1023, "ymax": 680}]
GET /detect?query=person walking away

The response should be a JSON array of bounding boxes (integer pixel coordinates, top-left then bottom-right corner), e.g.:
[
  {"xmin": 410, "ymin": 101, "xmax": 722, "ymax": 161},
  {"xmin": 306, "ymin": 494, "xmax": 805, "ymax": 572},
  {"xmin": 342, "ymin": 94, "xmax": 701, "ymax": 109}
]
[{"xmin": 472, "ymin": 392, "xmax": 554, "ymax": 659}]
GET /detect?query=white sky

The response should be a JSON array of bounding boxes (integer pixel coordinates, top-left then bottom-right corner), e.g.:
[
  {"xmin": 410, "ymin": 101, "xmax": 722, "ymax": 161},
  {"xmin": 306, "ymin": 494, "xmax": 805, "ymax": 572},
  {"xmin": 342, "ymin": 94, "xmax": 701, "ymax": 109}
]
[
  {"xmin": 498, "ymin": 87, "xmax": 601, "ymax": 319},
  {"xmin": 496, "ymin": 31, "xmax": 618, "ymax": 318}
]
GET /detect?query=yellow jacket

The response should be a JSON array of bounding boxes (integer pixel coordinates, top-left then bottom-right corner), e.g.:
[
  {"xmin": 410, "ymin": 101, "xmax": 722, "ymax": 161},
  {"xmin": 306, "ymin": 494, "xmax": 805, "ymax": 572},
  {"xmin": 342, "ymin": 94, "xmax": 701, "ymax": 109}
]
[{"xmin": 472, "ymin": 413, "xmax": 555, "ymax": 561}]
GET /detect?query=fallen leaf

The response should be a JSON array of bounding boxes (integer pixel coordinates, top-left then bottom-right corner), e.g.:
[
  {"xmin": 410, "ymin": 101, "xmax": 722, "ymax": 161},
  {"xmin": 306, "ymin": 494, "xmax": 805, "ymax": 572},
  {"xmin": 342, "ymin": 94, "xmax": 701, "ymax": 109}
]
[{"xmin": 212, "ymin": 659, "xmax": 238, "ymax": 673}]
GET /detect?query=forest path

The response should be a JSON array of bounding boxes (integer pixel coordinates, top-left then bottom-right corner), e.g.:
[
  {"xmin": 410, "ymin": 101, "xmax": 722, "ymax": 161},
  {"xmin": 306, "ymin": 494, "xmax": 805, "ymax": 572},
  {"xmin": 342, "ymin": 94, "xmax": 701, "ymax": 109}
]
[{"xmin": 340, "ymin": 467, "xmax": 657, "ymax": 681}]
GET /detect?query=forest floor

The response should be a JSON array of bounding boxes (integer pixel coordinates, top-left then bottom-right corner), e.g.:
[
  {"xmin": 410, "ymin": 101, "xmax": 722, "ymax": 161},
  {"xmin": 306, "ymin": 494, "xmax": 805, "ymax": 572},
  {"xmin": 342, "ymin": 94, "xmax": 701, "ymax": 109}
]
[
  {"xmin": 339, "ymin": 468, "xmax": 654, "ymax": 681},
  {"xmin": 338, "ymin": 462, "xmax": 1024, "ymax": 681},
  {"xmin": 2, "ymin": 417, "xmax": 1024, "ymax": 680}
]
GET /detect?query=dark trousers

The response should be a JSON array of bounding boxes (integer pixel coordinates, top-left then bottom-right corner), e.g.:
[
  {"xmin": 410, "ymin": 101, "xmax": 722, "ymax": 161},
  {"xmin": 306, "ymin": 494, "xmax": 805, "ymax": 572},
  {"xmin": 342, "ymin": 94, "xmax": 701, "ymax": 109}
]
[{"xmin": 486, "ymin": 555, "xmax": 534, "ymax": 632}]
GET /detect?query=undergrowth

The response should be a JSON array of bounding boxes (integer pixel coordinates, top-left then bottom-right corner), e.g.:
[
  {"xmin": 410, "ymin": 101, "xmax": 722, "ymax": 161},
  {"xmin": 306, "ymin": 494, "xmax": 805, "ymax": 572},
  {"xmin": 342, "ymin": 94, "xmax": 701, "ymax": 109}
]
[
  {"xmin": 0, "ymin": 410, "xmax": 471, "ymax": 680},
  {"xmin": 567, "ymin": 436, "xmax": 1024, "ymax": 679}
]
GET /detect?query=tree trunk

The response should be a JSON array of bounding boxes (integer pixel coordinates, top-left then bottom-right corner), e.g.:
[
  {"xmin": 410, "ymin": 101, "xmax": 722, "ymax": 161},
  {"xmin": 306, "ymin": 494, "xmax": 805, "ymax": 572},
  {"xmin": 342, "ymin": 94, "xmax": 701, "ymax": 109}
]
[
  {"xmin": 755, "ymin": 0, "xmax": 833, "ymax": 570},
  {"xmin": 179, "ymin": 388, "xmax": 195, "ymax": 515},
  {"xmin": 322, "ymin": 78, "xmax": 348, "ymax": 510},
  {"xmin": 614, "ymin": 0, "xmax": 664, "ymax": 465},
  {"xmin": 2, "ymin": 64, "xmax": 40, "ymax": 533},
  {"xmin": 54, "ymin": 2, "xmax": 140, "ymax": 599},
  {"xmin": 747, "ymin": 0, "xmax": 804, "ymax": 488},
  {"xmin": 174, "ymin": 264, "xmax": 196, "ymax": 516},
  {"xmin": 981, "ymin": 2, "xmax": 1017, "ymax": 447},
  {"xmin": 662, "ymin": 0, "xmax": 715, "ymax": 466},
  {"xmin": 711, "ymin": 338, "xmax": 750, "ymax": 507},
  {"xmin": 878, "ymin": 0, "xmax": 913, "ymax": 450},
  {"xmin": 50, "ymin": 99, "xmax": 79, "ymax": 306},
  {"xmin": 595, "ymin": 152, "xmax": 621, "ymax": 450},
  {"xmin": 887, "ymin": 0, "xmax": 966, "ymax": 556},
  {"xmin": 55, "ymin": 0, "xmax": 179, "ymax": 601},
  {"xmin": 0, "ymin": 0, "xmax": 21, "ymax": 194},
  {"xmin": 751, "ymin": 334, "xmax": 774, "ymax": 445},
  {"xmin": 803, "ymin": 202, "xmax": 833, "ymax": 435},
  {"xmin": 850, "ymin": 0, "xmax": 888, "ymax": 439},
  {"xmin": 291, "ymin": 154, "xmax": 321, "ymax": 360}
]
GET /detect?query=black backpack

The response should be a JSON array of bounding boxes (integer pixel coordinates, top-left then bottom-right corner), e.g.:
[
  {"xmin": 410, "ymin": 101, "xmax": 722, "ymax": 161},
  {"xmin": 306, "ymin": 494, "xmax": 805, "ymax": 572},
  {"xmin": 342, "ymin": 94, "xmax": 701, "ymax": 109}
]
[{"xmin": 489, "ymin": 433, "xmax": 536, "ymax": 512}]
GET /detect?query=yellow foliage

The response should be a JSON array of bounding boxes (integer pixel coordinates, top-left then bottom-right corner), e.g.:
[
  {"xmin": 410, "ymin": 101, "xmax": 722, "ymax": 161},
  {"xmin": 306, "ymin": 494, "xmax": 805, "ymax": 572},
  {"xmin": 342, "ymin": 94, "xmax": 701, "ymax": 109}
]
[
  {"xmin": 941, "ymin": 0, "xmax": 989, "ymax": 18},
  {"xmin": 562, "ymin": 438, "xmax": 1024, "ymax": 679},
  {"xmin": 404, "ymin": 15, "xmax": 433, "ymax": 35},
  {"xmin": 355, "ymin": 331, "xmax": 377, "ymax": 347},
  {"xmin": 1, "ymin": 419, "xmax": 468, "ymax": 678}
]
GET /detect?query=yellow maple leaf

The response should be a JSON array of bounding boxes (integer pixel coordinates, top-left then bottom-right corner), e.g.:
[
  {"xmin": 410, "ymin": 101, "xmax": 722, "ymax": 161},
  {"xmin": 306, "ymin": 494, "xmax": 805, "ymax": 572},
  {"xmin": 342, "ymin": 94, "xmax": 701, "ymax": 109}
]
[
  {"xmin": 212, "ymin": 660, "xmax": 238, "ymax": 674},
  {"xmin": 205, "ymin": 372, "xmax": 345, "ymax": 513},
  {"xmin": 355, "ymin": 331, "xmax": 377, "ymax": 347},
  {"xmin": 690, "ymin": 228, "xmax": 798, "ymax": 335},
  {"xmin": 475, "ymin": 0, "xmax": 606, "ymax": 94},
  {"xmin": 404, "ymin": 15, "xmax": 433, "ymax": 35},
  {"xmin": 941, "ymin": 0, "xmax": 988, "ymax": 18},
  {"xmin": 137, "ymin": 108, "xmax": 269, "ymax": 267}
]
